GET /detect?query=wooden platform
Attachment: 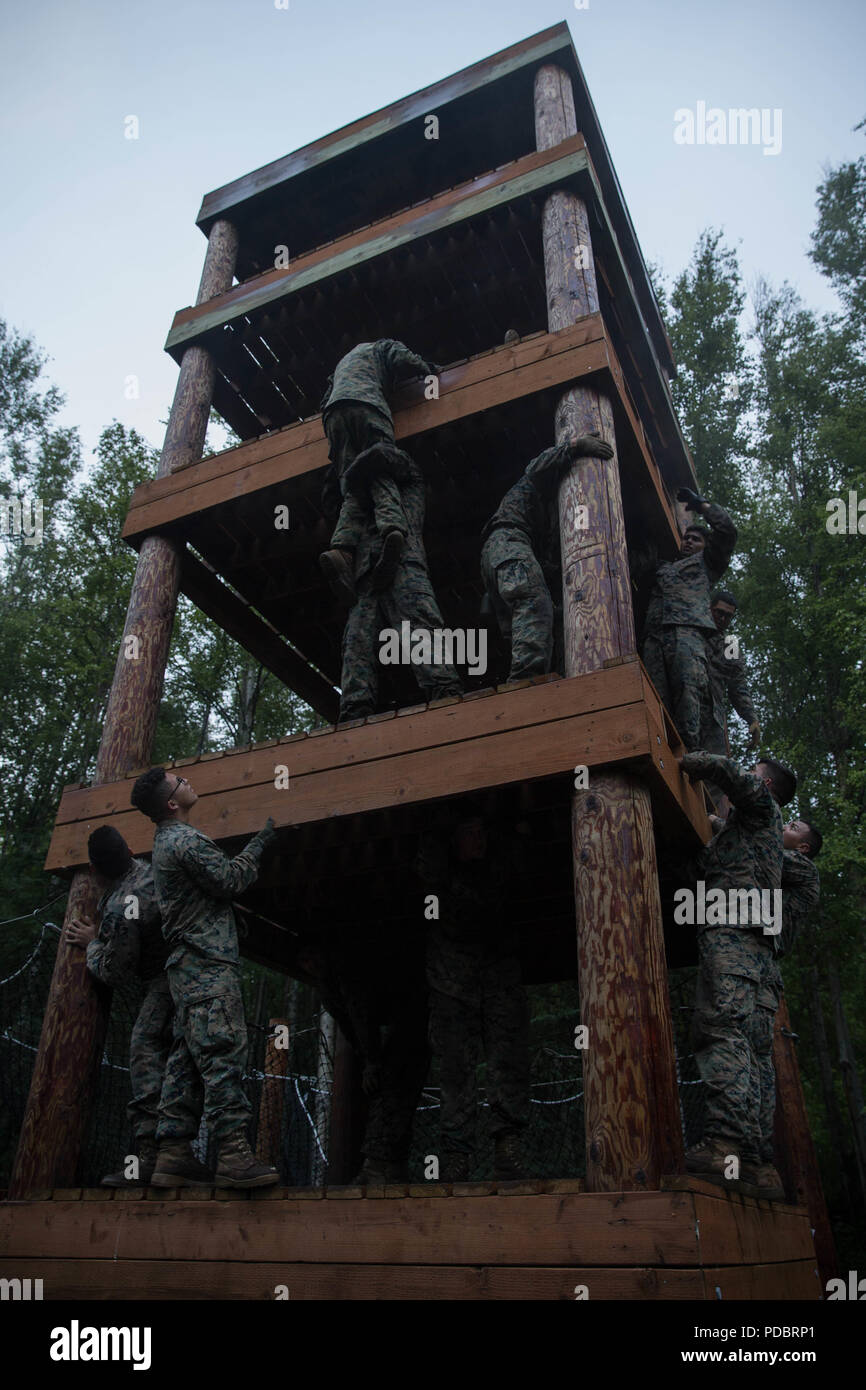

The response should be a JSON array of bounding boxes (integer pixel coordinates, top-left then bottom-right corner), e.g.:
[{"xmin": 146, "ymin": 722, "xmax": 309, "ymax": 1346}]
[
  {"xmin": 45, "ymin": 663, "xmax": 708, "ymax": 872},
  {"xmin": 0, "ymin": 1179, "xmax": 820, "ymax": 1301}
]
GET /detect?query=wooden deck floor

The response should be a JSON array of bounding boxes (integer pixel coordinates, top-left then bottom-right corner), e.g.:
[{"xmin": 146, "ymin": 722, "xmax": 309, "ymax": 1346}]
[{"xmin": 0, "ymin": 1178, "xmax": 819, "ymax": 1301}]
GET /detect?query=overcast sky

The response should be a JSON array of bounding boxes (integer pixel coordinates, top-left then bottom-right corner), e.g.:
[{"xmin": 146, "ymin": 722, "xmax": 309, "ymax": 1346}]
[{"xmin": 1, "ymin": 0, "xmax": 863, "ymax": 463}]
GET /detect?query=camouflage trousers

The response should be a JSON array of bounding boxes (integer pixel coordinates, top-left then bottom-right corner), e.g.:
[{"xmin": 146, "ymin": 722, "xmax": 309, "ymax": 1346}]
[
  {"xmin": 362, "ymin": 997, "xmax": 429, "ymax": 1166},
  {"xmin": 481, "ymin": 526, "xmax": 553, "ymax": 680},
  {"xmin": 428, "ymin": 956, "xmax": 529, "ymax": 1155},
  {"xmin": 692, "ymin": 927, "xmax": 781, "ymax": 1164},
  {"xmin": 642, "ymin": 625, "xmax": 714, "ymax": 751},
  {"xmin": 127, "ymin": 973, "xmax": 174, "ymax": 1145},
  {"xmin": 156, "ymin": 957, "xmax": 251, "ymax": 1146},
  {"xmin": 339, "ymin": 559, "xmax": 462, "ymax": 720},
  {"xmin": 326, "ymin": 403, "xmax": 408, "ymax": 550}
]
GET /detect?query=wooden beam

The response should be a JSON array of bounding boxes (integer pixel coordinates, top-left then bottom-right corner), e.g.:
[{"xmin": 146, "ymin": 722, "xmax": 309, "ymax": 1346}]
[
  {"xmin": 0, "ymin": 1187, "xmax": 814, "ymax": 1268},
  {"xmin": 195, "ymin": 24, "xmax": 573, "ymax": 229},
  {"xmin": 180, "ymin": 549, "xmax": 339, "ymax": 721},
  {"xmin": 171, "ymin": 143, "xmax": 589, "ymax": 355},
  {"xmin": 44, "ymin": 670, "xmax": 709, "ymax": 871},
  {"xmin": 123, "ymin": 319, "xmax": 679, "ymax": 549}
]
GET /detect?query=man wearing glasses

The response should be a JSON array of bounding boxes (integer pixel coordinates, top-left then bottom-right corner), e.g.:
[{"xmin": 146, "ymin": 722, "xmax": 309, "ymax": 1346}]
[{"xmin": 130, "ymin": 767, "xmax": 278, "ymax": 1188}]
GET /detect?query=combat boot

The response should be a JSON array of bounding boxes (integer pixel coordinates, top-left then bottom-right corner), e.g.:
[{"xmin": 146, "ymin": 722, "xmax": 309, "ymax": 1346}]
[
  {"xmin": 101, "ymin": 1137, "xmax": 158, "ymax": 1188},
  {"xmin": 494, "ymin": 1133, "xmax": 527, "ymax": 1182},
  {"xmin": 739, "ymin": 1161, "xmax": 786, "ymax": 1202},
  {"xmin": 150, "ymin": 1141, "xmax": 215, "ymax": 1188},
  {"xmin": 684, "ymin": 1137, "xmax": 746, "ymax": 1190},
  {"xmin": 216, "ymin": 1132, "xmax": 280, "ymax": 1188},
  {"xmin": 319, "ymin": 548, "xmax": 356, "ymax": 605},
  {"xmin": 371, "ymin": 529, "xmax": 405, "ymax": 590},
  {"xmin": 351, "ymin": 1157, "xmax": 408, "ymax": 1186}
]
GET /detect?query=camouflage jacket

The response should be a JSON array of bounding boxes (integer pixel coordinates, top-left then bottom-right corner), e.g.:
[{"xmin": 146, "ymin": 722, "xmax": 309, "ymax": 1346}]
[
  {"xmin": 151, "ymin": 820, "xmax": 272, "ymax": 969},
  {"xmin": 645, "ymin": 503, "xmax": 736, "ymax": 633},
  {"xmin": 321, "ymin": 340, "xmax": 433, "ymax": 427},
  {"xmin": 681, "ymin": 752, "xmax": 783, "ymax": 913},
  {"xmin": 779, "ymin": 849, "xmax": 820, "ymax": 958},
  {"xmin": 87, "ymin": 857, "xmax": 166, "ymax": 986},
  {"xmin": 706, "ymin": 629, "xmax": 758, "ymax": 727},
  {"xmin": 354, "ymin": 456, "xmax": 429, "ymax": 583},
  {"xmin": 480, "ymin": 445, "xmax": 571, "ymax": 563}
]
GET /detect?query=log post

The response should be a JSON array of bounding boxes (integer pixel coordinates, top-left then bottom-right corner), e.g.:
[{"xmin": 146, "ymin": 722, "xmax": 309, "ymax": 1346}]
[
  {"xmin": 10, "ymin": 220, "xmax": 239, "ymax": 1196},
  {"xmin": 535, "ymin": 64, "xmax": 683, "ymax": 1190},
  {"xmin": 327, "ymin": 1025, "xmax": 367, "ymax": 1185},
  {"xmin": 256, "ymin": 1018, "xmax": 290, "ymax": 1169},
  {"xmin": 773, "ymin": 997, "xmax": 837, "ymax": 1285}
]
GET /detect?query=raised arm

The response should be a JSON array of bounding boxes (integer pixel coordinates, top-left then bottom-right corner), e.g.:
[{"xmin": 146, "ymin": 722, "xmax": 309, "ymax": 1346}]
[
  {"xmin": 173, "ymin": 821, "xmax": 276, "ymax": 901},
  {"xmin": 680, "ymin": 751, "xmax": 776, "ymax": 830}
]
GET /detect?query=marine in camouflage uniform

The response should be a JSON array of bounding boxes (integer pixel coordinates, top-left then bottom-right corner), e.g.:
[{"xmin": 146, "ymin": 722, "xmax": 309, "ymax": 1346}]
[
  {"xmin": 415, "ymin": 810, "xmax": 529, "ymax": 1181},
  {"xmin": 90, "ymin": 859, "xmax": 174, "ymax": 1165},
  {"xmin": 319, "ymin": 339, "xmax": 436, "ymax": 601},
  {"xmin": 641, "ymin": 490, "xmax": 737, "ymax": 750},
  {"xmin": 703, "ymin": 591, "xmax": 760, "ymax": 757},
  {"xmin": 480, "ymin": 434, "xmax": 614, "ymax": 682},
  {"xmin": 679, "ymin": 751, "xmax": 792, "ymax": 1198},
  {"xmin": 132, "ymin": 767, "xmax": 279, "ymax": 1187},
  {"xmin": 338, "ymin": 449, "xmax": 462, "ymax": 720}
]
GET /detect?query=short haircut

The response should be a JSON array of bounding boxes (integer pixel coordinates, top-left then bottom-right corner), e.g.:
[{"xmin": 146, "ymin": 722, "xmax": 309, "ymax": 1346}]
[
  {"xmin": 799, "ymin": 819, "xmax": 823, "ymax": 859},
  {"xmin": 711, "ymin": 589, "xmax": 737, "ymax": 608},
  {"xmin": 88, "ymin": 825, "xmax": 132, "ymax": 879},
  {"xmin": 758, "ymin": 758, "xmax": 797, "ymax": 807},
  {"xmin": 684, "ymin": 524, "xmax": 707, "ymax": 540},
  {"xmin": 130, "ymin": 766, "xmax": 173, "ymax": 822}
]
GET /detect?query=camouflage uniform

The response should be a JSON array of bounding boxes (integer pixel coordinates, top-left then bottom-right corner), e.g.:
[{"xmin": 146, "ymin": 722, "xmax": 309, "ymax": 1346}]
[
  {"xmin": 415, "ymin": 827, "xmax": 529, "ymax": 1157},
  {"xmin": 704, "ymin": 629, "xmax": 759, "ymax": 756},
  {"xmin": 339, "ymin": 455, "xmax": 462, "ymax": 720},
  {"xmin": 681, "ymin": 751, "xmax": 783, "ymax": 1164},
  {"xmin": 322, "ymin": 340, "xmax": 433, "ymax": 549},
  {"xmin": 480, "ymin": 445, "xmax": 570, "ymax": 681},
  {"xmin": 641, "ymin": 504, "xmax": 737, "ymax": 749},
  {"xmin": 87, "ymin": 858, "xmax": 173, "ymax": 1147},
  {"xmin": 151, "ymin": 820, "xmax": 274, "ymax": 1146}
]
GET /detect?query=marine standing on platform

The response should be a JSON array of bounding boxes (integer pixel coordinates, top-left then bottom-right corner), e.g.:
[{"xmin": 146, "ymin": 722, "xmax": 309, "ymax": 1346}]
[
  {"xmin": 480, "ymin": 434, "xmax": 614, "ymax": 682},
  {"xmin": 415, "ymin": 805, "xmax": 530, "ymax": 1183},
  {"xmin": 66, "ymin": 826, "xmax": 173, "ymax": 1188},
  {"xmin": 704, "ymin": 590, "xmax": 761, "ymax": 755},
  {"xmin": 678, "ymin": 751, "xmax": 795, "ymax": 1200},
  {"xmin": 642, "ymin": 489, "xmax": 736, "ymax": 749},
  {"xmin": 130, "ymin": 768, "xmax": 280, "ymax": 1189},
  {"xmin": 318, "ymin": 339, "xmax": 437, "ymax": 603},
  {"xmin": 338, "ymin": 450, "xmax": 462, "ymax": 720}
]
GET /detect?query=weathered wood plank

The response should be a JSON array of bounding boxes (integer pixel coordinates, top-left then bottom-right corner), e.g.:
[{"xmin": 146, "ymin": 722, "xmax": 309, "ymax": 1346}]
[
  {"xmin": 0, "ymin": 1258, "xmax": 712, "ymax": 1301},
  {"xmin": 702, "ymin": 1260, "xmax": 821, "ymax": 1302},
  {"xmin": 53, "ymin": 665, "xmax": 644, "ymax": 827},
  {"xmin": 196, "ymin": 25, "xmax": 573, "ymax": 228},
  {"xmin": 45, "ymin": 698, "xmax": 653, "ymax": 869},
  {"xmin": 170, "ymin": 146, "xmax": 589, "ymax": 354},
  {"xmin": 694, "ymin": 1192, "xmax": 816, "ymax": 1266},
  {"xmin": 0, "ymin": 1191, "xmax": 704, "ymax": 1266}
]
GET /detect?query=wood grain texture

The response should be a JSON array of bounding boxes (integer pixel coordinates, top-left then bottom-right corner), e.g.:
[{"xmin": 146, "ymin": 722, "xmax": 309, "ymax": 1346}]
[
  {"xmin": 536, "ymin": 63, "xmax": 683, "ymax": 1192},
  {"xmin": 0, "ymin": 1258, "xmax": 708, "ymax": 1301},
  {"xmin": 256, "ymin": 1019, "xmax": 290, "ymax": 1168}
]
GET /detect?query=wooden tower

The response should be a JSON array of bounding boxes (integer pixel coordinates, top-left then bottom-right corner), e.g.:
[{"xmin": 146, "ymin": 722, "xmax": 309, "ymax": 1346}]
[{"xmin": 3, "ymin": 24, "xmax": 832, "ymax": 1300}]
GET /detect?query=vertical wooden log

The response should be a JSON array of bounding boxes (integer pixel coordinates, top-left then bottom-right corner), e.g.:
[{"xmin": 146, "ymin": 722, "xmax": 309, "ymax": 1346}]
[
  {"xmin": 327, "ymin": 1025, "xmax": 367, "ymax": 1185},
  {"xmin": 10, "ymin": 220, "xmax": 239, "ymax": 1196},
  {"xmin": 535, "ymin": 64, "xmax": 683, "ymax": 1190},
  {"xmin": 256, "ymin": 1018, "xmax": 290, "ymax": 1169},
  {"xmin": 311, "ymin": 1008, "xmax": 335, "ymax": 1187},
  {"xmin": 773, "ymin": 998, "xmax": 837, "ymax": 1285}
]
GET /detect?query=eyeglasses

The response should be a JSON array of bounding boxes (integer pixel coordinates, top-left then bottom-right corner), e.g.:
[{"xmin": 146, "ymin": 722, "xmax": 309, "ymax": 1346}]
[{"xmin": 163, "ymin": 775, "xmax": 187, "ymax": 802}]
